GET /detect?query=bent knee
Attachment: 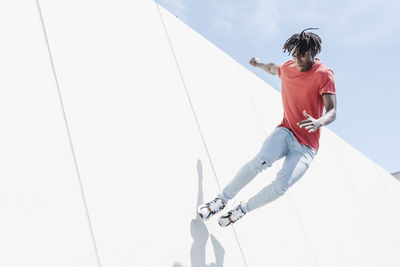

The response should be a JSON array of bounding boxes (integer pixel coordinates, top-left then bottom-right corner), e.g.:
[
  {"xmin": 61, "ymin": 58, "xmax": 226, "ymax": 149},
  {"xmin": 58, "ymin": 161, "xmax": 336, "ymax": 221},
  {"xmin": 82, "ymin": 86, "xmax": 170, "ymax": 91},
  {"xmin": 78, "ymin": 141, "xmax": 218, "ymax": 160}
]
[
  {"xmin": 272, "ymin": 179, "xmax": 289, "ymax": 195},
  {"xmin": 253, "ymin": 156, "xmax": 272, "ymax": 173}
]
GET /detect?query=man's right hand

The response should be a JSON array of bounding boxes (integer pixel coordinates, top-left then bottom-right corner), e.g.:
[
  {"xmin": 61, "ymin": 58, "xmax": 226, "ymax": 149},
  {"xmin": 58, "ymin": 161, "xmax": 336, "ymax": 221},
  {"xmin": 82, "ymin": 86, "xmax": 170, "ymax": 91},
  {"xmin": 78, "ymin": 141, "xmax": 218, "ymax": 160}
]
[
  {"xmin": 249, "ymin": 57, "xmax": 261, "ymax": 67},
  {"xmin": 249, "ymin": 58, "xmax": 279, "ymax": 75}
]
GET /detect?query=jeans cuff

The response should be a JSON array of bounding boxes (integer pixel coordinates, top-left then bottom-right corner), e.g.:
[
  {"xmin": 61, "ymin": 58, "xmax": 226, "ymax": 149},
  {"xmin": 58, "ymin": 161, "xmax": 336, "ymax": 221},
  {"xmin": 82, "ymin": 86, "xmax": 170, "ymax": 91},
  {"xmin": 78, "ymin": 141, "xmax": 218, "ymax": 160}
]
[
  {"xmin": 218, "ymin": 192, "xmax": 229, "ymax": 205},
  {"xmin": 241, "ymin": 201, "xmax": 250, "ymax": 213}
]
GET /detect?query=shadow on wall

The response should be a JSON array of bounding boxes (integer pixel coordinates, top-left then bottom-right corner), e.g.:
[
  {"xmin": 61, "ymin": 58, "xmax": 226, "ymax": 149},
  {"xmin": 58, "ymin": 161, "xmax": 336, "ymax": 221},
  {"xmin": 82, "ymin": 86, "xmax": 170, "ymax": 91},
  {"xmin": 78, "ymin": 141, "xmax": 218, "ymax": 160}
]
[
  {"xmin": 172, "ymin": 159, "xmax": 226, "ymax": 267},
  {"xmin": 391, "ymin": 171, "xmax": 400, "ymax": 182}
]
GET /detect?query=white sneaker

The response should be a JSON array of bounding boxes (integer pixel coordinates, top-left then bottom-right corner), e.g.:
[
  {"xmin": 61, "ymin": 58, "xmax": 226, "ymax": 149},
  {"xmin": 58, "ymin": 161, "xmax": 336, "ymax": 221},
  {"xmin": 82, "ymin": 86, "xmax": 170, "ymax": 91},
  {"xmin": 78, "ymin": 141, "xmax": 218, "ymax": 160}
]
[
  {"xmin": 197, "ymin": 195, "xmax": 227, "ymax": 221},
  {"xmin": 218, "ymin": 201, "xmax": 247, "ymax": 227}
]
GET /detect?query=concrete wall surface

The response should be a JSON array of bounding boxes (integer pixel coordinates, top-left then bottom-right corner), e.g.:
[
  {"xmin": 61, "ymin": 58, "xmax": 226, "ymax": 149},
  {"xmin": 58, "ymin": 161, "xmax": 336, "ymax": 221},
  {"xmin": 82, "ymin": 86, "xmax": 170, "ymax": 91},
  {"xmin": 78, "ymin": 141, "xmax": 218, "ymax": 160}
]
[{"xmin": 0, "ymin": 1, "xmax": 399, "ymax": 266}]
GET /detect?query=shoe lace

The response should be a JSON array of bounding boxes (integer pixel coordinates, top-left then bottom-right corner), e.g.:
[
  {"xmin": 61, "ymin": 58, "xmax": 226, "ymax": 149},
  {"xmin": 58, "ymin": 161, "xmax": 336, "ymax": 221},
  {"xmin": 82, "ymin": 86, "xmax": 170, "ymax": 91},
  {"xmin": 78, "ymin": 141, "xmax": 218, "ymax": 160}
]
[
  {"xmin": 228, "ymin": 201, "xmax": 245, "ymax": 221},
  {"xmin": 208, "ymin": 197, "xmax": 224, "ymax": 212}
]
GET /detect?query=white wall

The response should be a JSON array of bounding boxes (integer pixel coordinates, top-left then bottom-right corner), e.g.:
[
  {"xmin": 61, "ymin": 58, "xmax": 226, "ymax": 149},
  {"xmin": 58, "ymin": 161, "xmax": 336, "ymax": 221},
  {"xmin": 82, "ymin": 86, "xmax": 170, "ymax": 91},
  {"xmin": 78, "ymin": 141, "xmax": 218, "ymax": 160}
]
[{"xmin": 0, "ymin": 0, "xmax": 399, "ymax": 266}]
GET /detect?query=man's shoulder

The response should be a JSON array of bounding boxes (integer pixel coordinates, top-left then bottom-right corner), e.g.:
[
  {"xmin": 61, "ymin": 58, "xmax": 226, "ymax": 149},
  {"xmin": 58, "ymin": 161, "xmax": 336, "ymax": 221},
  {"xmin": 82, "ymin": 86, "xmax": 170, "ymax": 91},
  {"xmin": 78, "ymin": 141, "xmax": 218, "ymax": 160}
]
[
  {"xmin": 279, "ymin": 59, "xmax": 295, "ymax": 71},
  {"xmin": 315, "ymin": 61, "xmax": 334, "ymax": 76},
  {"xmin": 282, "ymin": 59, "xmax": 294, "ymax": 66},
  {"xmin": 315, "ymin": 62, "xmax": 335, "ymax": 88}
]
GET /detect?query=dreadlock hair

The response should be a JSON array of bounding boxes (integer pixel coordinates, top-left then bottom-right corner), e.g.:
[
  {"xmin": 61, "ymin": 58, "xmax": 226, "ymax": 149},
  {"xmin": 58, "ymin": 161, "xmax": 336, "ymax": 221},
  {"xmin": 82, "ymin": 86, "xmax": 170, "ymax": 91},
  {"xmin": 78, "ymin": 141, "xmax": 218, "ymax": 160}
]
[{"xmin": 282, "ymin": 28, "xmax": 322, "ymax": 58}]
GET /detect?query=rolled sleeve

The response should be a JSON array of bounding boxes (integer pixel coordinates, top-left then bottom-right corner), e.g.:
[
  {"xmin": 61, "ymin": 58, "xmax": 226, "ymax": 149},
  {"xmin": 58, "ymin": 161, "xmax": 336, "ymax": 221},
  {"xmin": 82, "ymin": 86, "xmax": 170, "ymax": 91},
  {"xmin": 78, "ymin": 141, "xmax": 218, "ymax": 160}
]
[
  {"xmin": 278, "ymin": 64, "xmax": 282, "ymax": 78},
  {"xmin": 319, "ymin": 69, "xmax": 336, "ymax": 95}
]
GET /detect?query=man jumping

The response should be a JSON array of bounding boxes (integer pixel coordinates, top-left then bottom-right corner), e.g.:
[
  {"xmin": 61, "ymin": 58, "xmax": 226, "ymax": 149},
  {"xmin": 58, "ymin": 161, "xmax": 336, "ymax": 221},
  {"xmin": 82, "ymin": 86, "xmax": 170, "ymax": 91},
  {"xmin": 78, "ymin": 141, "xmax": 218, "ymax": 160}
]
[{"xmin": 197, "ymin": 27, "xmax": 337, "ymax": 227}]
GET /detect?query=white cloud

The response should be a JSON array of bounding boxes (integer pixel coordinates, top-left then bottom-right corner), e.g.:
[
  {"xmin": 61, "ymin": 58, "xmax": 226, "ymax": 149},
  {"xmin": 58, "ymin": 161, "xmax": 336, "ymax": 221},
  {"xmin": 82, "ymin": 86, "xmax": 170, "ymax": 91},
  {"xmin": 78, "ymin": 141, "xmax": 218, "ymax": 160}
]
[
  {"xmin": 208, "ymin": 0, "xmax": 281, "ymax": 40},
  {"xmin": 158, "ymin": 0, "xmax": 400, "ymax": 47},
  {"xmin": 281, "ymin": 0, "xmax": 400, "ymax": 46}
]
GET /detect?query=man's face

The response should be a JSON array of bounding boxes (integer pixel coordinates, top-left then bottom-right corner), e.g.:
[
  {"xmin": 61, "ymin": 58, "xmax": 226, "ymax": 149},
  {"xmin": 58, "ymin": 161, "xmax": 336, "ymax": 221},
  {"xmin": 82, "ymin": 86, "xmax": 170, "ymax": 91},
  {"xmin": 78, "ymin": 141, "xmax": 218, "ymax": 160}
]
[{"xmin": 292, "ymin": 50, "xmax": 314, "ymax": 72}]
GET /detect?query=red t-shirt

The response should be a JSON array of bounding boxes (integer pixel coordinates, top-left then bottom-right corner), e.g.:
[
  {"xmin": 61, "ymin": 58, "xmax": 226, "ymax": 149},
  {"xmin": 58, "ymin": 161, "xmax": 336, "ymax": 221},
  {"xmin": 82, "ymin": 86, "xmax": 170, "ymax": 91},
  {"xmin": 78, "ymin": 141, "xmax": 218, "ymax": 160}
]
[{"xmin": 277, "ymin": 58, "xmax": 336, "ymax": 153}]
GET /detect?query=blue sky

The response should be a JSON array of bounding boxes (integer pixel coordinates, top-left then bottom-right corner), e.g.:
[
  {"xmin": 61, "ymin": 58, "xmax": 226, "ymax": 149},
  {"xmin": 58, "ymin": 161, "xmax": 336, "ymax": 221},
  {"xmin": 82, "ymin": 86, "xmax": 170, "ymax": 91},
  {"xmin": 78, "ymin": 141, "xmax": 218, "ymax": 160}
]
[{"xmin": 156, "ymin": 0, "xmax": 400, "ymax": 174}]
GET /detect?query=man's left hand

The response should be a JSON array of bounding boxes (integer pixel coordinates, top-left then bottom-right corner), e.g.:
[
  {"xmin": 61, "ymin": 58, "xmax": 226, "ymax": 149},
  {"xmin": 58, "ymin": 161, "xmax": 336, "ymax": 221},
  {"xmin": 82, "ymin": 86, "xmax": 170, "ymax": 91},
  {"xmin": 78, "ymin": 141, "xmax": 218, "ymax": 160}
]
[{"xmin": 297, "ymin": 110, "xmax": 322, "ymax": 133}]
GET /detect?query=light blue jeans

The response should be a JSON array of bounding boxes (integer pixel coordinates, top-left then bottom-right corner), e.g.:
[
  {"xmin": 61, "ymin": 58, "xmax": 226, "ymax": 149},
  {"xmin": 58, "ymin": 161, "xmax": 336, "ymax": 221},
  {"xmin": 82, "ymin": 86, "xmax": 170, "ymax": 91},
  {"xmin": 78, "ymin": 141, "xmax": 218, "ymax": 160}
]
[{"xmin": 218, "ymin": 126, "xmax": 317, "ymax": 213}]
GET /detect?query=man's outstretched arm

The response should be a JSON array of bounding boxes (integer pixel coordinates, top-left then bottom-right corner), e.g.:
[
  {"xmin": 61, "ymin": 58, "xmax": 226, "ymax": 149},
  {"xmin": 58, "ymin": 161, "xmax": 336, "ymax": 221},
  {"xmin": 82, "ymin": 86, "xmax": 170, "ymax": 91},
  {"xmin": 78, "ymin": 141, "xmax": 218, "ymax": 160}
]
[{"xmin": 249, "ymin": 57, "xmax": 279, "ymax": 75}]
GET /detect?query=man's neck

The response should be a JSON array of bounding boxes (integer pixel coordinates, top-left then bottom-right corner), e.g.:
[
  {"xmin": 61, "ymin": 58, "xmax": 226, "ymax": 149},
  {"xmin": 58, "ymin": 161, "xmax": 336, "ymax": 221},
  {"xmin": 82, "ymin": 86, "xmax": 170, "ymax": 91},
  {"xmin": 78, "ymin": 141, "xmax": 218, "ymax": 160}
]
[{"xmin": 303, "ymin": 60, "xmax": 315, "ymax": 72}]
